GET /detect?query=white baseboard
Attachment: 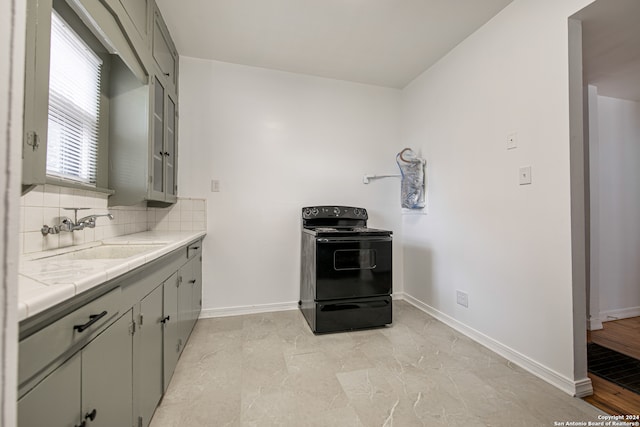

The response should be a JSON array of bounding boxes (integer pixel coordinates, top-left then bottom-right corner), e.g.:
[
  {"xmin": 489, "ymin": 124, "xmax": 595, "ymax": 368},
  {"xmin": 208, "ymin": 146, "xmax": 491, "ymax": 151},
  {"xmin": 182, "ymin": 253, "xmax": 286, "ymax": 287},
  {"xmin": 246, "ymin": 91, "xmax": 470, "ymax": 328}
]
[
  {"xmin": 199, "ymin": 301, "xmax": 299, "ymax": 318},
  {"xmin": 588, "ymin": 316, "xmax": 603, "ymax": 331},
  {"xmin": 600, "ymin": 306, "xmax": 640, "ymax": 322},
  {"xmin": 401, "ymin": 293, "xmax": 590, "ymax": 397},
  {"xmin": 574, "ymin": 377, "xmax": 594, "ymax": 398}
]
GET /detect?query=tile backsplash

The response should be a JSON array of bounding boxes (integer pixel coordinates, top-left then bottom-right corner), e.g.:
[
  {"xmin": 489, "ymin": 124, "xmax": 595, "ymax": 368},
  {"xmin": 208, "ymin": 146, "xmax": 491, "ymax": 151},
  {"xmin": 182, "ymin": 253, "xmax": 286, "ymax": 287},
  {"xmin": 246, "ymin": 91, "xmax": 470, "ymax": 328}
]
[{"xmin": 20, "ymin": 184, "xmax": 207, "ymax": 254}]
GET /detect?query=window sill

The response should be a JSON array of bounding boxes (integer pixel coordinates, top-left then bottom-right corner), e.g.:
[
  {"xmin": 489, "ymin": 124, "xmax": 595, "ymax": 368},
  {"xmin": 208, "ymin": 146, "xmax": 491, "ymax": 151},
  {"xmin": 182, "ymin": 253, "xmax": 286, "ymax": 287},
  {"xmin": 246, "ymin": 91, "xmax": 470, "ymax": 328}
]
[{"xmin": 45, "ymin": 177, "xmax": 115, "ymax": 195}]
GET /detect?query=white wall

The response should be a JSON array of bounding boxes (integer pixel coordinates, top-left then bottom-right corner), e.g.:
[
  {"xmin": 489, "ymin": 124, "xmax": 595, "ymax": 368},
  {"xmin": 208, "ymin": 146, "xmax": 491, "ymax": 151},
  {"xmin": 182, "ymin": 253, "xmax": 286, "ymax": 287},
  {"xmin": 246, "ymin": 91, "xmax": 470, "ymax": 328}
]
[
  {"xmin": 178, "ymin": 58, "xmax": 403, "ymax": 314},
  {"xmin": 400, "ymin": 0, "xmax": 594, "ymax": 395},
  {"xmin": 591, "ymin": 95, "xmax": 640, "ymax": 321},
  {"xmin": 1, "ymin": 0, "xmax": 26, "ymax": 424}
]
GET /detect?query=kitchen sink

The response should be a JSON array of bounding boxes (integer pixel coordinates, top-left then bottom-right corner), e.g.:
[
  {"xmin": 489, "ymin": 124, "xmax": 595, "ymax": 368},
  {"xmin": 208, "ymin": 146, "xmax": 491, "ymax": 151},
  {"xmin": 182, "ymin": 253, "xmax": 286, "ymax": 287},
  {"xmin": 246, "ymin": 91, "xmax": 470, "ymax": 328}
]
[{"xmin": 37, "ymin": 244, "xmax": 165, "ymax": 261}]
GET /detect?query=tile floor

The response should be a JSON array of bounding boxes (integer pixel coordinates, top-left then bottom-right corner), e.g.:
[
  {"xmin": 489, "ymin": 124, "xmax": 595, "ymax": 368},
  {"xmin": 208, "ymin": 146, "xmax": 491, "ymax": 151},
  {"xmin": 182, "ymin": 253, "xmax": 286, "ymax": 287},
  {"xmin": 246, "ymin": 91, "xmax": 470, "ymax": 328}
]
[{"xmin": 149, "ymin": 301, "xmax": 604, "ymax": 426}]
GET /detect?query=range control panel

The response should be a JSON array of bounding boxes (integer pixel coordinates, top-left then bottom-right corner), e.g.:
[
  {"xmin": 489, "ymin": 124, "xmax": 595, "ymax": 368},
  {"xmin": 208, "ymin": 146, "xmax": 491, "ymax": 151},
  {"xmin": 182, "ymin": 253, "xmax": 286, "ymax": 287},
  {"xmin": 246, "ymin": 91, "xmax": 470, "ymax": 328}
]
[{"xmin": 302, "ymin": 206, "xmax": 368, "ymax": 220}]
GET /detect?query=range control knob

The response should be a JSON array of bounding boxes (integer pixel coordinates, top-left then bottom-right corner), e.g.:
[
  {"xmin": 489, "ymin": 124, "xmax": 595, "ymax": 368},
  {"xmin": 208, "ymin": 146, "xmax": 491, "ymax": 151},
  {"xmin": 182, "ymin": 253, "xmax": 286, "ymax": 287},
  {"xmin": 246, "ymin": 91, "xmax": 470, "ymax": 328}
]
[
  {"xmin": 333, "ymin": 207, "xmax": 341, "ymax": 216},
  {"xmin": 311, "ymin": 207, "xmax": 319, "ymax": 216},
  {"xmin": 354, "ymin": 208, "xmax": 361, "ymax": 216},
  {"xmin": 303, "ymin": 208, "xmax": 311, "ymax": 217},
  {"xmin": 361, "ymin": 209, "xmax": 367, "ymax": 217}
]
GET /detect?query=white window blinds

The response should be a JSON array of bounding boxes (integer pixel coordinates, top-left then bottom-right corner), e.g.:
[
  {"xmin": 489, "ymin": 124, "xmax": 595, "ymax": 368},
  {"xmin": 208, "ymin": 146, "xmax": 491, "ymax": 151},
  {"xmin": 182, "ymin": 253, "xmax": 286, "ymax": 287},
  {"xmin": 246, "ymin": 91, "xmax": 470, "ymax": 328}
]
[{"xmin": 46, "ymin": 11, "xmax": 102, "ymax": 185}]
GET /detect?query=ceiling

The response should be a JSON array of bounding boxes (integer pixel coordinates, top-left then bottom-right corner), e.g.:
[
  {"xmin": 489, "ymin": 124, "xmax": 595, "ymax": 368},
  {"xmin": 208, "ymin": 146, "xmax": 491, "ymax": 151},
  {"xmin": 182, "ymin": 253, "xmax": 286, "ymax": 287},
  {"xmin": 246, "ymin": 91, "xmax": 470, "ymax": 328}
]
[
  {"xmin": 575, "ymin": 0, "xmax": 640, "ymax": 101},
  {"xmin": 155, "ymin": 0, "xmax": 513, "ymax": 89}
]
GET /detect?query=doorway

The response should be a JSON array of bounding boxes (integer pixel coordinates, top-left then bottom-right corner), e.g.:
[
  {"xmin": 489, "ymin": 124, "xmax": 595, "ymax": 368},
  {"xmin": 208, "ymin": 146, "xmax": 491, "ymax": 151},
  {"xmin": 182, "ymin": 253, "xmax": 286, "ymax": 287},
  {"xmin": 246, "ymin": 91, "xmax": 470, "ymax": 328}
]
[{"xmin": 570, "ymin": 0, "xmax": 640, "ymax": 415}]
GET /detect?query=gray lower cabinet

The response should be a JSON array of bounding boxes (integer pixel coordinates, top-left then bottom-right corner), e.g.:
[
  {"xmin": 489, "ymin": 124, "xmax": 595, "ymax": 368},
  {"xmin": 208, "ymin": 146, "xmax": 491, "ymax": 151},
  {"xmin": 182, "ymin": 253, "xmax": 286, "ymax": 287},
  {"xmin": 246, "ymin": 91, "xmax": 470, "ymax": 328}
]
[
  {"xmin": 18, "ymin": 310, "xmax": 133, "ymax": 427},
  {"xmin": 177, "ymin": 266, "xmax": 193, "ymax": 354},
  {"xmin": 18, "ymin": 353, "xmax": 81, "ymax": 427},
  {"xmin": 18, "ymin": 238, "xmax": 204, "ymax": 427},
  {"xmin": 177, "ymin": 248, "xmax": 203, "ymax": 355},
  {"xmin": 136, "ymin": 284, "xmax": 164, "ymax": 427},
  {"xmin": 82, "ymin": 311, "xmax": 134, "ymax": 427},
  {"xmin": 162, "ymin": 272, "xmax": 179, "ymax": 392}
]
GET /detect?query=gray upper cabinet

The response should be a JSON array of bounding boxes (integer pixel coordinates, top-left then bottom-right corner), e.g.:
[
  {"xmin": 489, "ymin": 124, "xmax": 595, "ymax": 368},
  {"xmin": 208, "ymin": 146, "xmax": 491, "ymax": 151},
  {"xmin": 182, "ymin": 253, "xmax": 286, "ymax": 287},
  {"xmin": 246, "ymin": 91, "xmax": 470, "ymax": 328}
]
[
  {"xmin": 107, "ymin": 0, "xmax": 179, "ymax": 206},
  {"xmin": 22, "ymin": 0, "xmax": 180, "ymax": 206},
  {"xmin": 119, "ymin": 0, "xmax": 150, "ymax": 44},
  {"xmin": 152, "ymin": 6, "xmax": 178, "ymax": 94},
  {"xmin": 108, "ymin": 65, "xmax": 178, "ymax": 206},
  {"xmin": 22, "ymin": 0, "xmax": 52, "ymax": 190},
  {"xmin": 147, "ymin": 76, "xmax": 178, "ymax": 204}
]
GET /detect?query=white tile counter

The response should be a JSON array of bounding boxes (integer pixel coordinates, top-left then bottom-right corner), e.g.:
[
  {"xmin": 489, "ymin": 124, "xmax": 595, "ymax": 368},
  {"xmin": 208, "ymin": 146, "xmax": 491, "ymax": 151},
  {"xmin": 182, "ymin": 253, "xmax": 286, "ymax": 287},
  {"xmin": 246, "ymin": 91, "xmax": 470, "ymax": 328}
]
[{"xmin": 18, "ymin": 231, "xmax": 206, "ymax": 321}]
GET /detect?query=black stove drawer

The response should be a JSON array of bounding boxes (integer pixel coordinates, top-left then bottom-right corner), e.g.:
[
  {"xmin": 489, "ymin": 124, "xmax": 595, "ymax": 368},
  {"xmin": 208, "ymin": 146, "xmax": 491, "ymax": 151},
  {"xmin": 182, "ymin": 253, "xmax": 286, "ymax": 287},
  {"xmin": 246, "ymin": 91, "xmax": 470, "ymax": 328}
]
[
  {"xmin": 315, "ymin": 238, "xmax": 392, "ymax": 300},
  {"xmin": 315, "ymin": 297, "xmax": 392, "ymax": 333}
]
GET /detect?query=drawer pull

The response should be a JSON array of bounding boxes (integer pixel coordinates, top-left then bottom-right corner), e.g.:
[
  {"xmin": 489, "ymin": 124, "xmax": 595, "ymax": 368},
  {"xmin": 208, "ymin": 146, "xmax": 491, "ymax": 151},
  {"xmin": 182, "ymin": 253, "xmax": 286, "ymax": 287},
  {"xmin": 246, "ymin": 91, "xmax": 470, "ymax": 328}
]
[
  {"xmin": 75, "ymin": 422, "xmax": 86, "ymax": 427},
  {"xmin": 190, "ymin": 246, "xmax": 200, "ymax": 250},
  {"xmin": 160, "ymin": 315, "xmax": 171, "ymax": 324},
  {"xmin": 189, "ymin": 279, "xmax": 196, "ymax": 284},
  {"xmin": 85, "ymin": 409, "xmax": 97, "ymax": 421},
  {"xmin": 73, "ymin": 311, "xmax": 107, "ymax": 333}
]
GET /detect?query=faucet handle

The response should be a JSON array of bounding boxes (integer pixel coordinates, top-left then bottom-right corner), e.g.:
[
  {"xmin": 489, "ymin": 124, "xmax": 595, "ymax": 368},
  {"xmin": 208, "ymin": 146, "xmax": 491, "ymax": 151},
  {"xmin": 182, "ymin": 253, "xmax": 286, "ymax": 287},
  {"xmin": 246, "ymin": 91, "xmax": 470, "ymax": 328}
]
[{"xmin": 63, "ymin": 207, "xmax": 90, "ymax": 223}]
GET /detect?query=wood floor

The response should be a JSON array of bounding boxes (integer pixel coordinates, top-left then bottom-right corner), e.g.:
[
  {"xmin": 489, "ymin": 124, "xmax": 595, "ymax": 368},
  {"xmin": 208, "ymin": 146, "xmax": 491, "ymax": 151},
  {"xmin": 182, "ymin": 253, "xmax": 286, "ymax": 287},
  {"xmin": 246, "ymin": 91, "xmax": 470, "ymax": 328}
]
[{"xmin": 584, "ymin": 317, "xmax": 640, "ymax": 415}]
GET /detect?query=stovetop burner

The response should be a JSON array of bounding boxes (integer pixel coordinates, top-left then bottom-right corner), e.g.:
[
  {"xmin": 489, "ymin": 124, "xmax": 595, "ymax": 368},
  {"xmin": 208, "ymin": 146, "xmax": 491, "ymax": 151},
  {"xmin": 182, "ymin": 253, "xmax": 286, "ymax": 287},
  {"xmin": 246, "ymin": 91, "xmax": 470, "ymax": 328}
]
[{"xmin": 302, "ymin": 206, "xmax": 392, "ymax": 238}]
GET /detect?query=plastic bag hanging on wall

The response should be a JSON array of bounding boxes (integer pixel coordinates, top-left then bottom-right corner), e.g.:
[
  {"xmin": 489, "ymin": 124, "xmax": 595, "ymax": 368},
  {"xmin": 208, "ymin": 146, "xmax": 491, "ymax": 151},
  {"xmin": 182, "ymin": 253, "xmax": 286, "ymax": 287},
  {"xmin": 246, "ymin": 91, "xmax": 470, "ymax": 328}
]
[{"xmin": 396, "ymin": 148, "xmax": 426, "ymax": 209}]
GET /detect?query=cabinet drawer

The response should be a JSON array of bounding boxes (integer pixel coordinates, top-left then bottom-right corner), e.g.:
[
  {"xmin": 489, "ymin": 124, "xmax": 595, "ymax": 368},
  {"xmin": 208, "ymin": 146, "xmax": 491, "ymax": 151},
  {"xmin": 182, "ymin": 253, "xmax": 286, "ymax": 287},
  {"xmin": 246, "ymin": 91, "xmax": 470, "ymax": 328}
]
[
  {"xmin": 186, "ymin": 241, "xmax": 202, "ymax": 260},
  {"xmin": 19, "ymin": 287, "xmax": 121, "ymax": 390}
]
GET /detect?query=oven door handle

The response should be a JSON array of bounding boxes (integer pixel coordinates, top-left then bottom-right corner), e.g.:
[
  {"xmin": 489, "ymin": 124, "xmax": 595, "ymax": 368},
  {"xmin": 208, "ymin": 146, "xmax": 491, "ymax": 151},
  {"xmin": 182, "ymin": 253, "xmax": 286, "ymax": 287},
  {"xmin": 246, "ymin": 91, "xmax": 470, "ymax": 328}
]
[{"xmin": 317, "ymin": 236, "xmax": 392, "ymax": 243}]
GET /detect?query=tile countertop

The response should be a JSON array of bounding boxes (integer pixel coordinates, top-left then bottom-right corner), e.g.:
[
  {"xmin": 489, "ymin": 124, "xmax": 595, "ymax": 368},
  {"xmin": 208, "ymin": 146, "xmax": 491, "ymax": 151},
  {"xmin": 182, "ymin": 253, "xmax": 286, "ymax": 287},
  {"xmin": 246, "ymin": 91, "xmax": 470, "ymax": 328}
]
[{"xmin": 18, "ymin": 231, "xmax": 206, "ymax": 322}]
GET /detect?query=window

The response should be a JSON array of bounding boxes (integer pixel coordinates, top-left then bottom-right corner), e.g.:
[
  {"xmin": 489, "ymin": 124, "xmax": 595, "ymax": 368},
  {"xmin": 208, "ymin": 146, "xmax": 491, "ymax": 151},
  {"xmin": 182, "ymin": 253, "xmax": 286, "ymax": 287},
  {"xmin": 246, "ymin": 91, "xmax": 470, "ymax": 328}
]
[{"xmin": 46, "ymin": 11, "xmax": 102, "ymax": 185}]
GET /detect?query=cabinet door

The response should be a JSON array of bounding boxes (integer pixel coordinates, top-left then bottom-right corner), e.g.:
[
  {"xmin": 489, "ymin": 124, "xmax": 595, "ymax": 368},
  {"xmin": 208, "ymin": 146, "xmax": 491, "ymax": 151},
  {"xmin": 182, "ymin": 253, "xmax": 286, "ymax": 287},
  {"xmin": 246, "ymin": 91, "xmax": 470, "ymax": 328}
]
[
  {"xmin": 138, "ymin": 285, "xmax": 164, "ymax": 427},
  {"xmin": 165, "ymin": 92, "xmax": 177, "ymax": 201},
  {"xmin": 149, "ymin": 76, "xmax": 165, "ymax": 201},
  {"xmin": 82, "ymin": 311, "xmax": 133, "ymax": 427},
  {"xmin": 119, "ymin": 0, "xmax": 148, "ymax": 42},
  {"xmin": 192, "ymin": 254, "xmax": 203, "ymax": 324},
  {"xmin": 152, "ymin": 9, "xmax": 176, "ymax": 89},
  {"xmin": 18, "ymin": 353, "xmax": 81, "ymax": 427},
  {"xmin": 162, "ymin": 273, "xmax": 179, "ymax": 391},
  {"xmin": 177, "ymin": 262, "xmax": 194, "ymax": 352},
  {"xmin": 22, "ymin": 0, "xmax": 52, "ymax": 187}
]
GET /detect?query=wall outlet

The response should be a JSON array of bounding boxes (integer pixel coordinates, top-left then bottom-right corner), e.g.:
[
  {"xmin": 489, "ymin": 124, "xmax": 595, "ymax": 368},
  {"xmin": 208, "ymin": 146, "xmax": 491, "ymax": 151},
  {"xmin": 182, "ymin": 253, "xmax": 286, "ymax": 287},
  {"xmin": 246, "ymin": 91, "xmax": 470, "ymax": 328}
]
[
  {"xmin": 456, "ymin": 290, "xmax": 469, "ymax": 308},
  {"xmin": 507, "ymin": 132, "xmax": 518, "ymax": 150}
]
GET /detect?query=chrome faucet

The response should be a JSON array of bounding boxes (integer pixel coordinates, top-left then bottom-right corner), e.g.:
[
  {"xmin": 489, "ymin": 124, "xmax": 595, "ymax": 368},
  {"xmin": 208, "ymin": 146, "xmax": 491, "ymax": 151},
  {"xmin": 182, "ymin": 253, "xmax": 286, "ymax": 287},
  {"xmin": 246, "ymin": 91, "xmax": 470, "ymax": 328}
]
[
  {"xmin": 77, "ymin": 213, "xmax": 114, "ymax": 228},
  {"xmin": 41, "ymin": 208, "xmax": 114, "ymax": 235}
]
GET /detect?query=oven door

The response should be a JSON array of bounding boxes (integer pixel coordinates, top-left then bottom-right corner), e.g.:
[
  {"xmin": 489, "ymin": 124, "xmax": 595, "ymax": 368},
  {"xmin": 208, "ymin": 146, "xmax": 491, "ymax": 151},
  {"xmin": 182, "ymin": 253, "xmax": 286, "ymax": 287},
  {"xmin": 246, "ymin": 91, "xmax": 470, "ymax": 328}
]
[{"xmin": 315, "ymin": 236, "xmax": 392, "ymax": 300}]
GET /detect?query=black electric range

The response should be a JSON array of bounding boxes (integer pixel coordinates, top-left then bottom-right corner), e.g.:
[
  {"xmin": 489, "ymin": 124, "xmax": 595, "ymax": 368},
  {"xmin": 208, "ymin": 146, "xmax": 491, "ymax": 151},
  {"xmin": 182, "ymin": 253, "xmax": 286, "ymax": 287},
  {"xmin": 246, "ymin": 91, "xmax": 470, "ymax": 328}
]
[{"xmin": 299, "ymin": 206, "xmax": 393, "ymax": 333}]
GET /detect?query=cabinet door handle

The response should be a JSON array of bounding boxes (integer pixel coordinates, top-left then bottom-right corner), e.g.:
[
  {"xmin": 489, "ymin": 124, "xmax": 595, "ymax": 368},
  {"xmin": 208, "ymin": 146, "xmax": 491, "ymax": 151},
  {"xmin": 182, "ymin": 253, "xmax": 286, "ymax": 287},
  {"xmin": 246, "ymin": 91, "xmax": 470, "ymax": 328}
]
[
  {"xmin": 160, "ymin": 315, "xmax": 171, "ymax": 324},
  {"xmin": 73, "ymin": 311, "xmax": 107, "ymax": 333},
  {"xmin": 190, "ymin": 246, "xmax": 200, "ymax": 250},
  {"xmin": 85, "ymin": 409, "xmax": 97, "ymax": 421},
  {"xmin": 75, "ymin": 422, "xmax": 86, "ymax": 427},
  {"xmin": 164, "ymin": 151, "xmax": 170, "ymax": 156},
  {"xmin": 189, "ymin": 279, "xmax": 196, "ymax": 284}
]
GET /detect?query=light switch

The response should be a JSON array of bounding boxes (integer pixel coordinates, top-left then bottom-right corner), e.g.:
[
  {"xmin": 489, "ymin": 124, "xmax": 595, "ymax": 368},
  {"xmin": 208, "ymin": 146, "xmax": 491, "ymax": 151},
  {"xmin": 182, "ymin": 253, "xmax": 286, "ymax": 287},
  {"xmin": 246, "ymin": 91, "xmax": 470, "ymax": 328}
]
[
  {"xmin": 507, "ymin": 133, "xmax": 518, "ymax": 150},
  {"xmin": 211, "ymin": 180, "xmax": 220, "ymax": 192},
  {"xmin": 519, "ymin": 166, "xmax": 532, "ymax": 185}
]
